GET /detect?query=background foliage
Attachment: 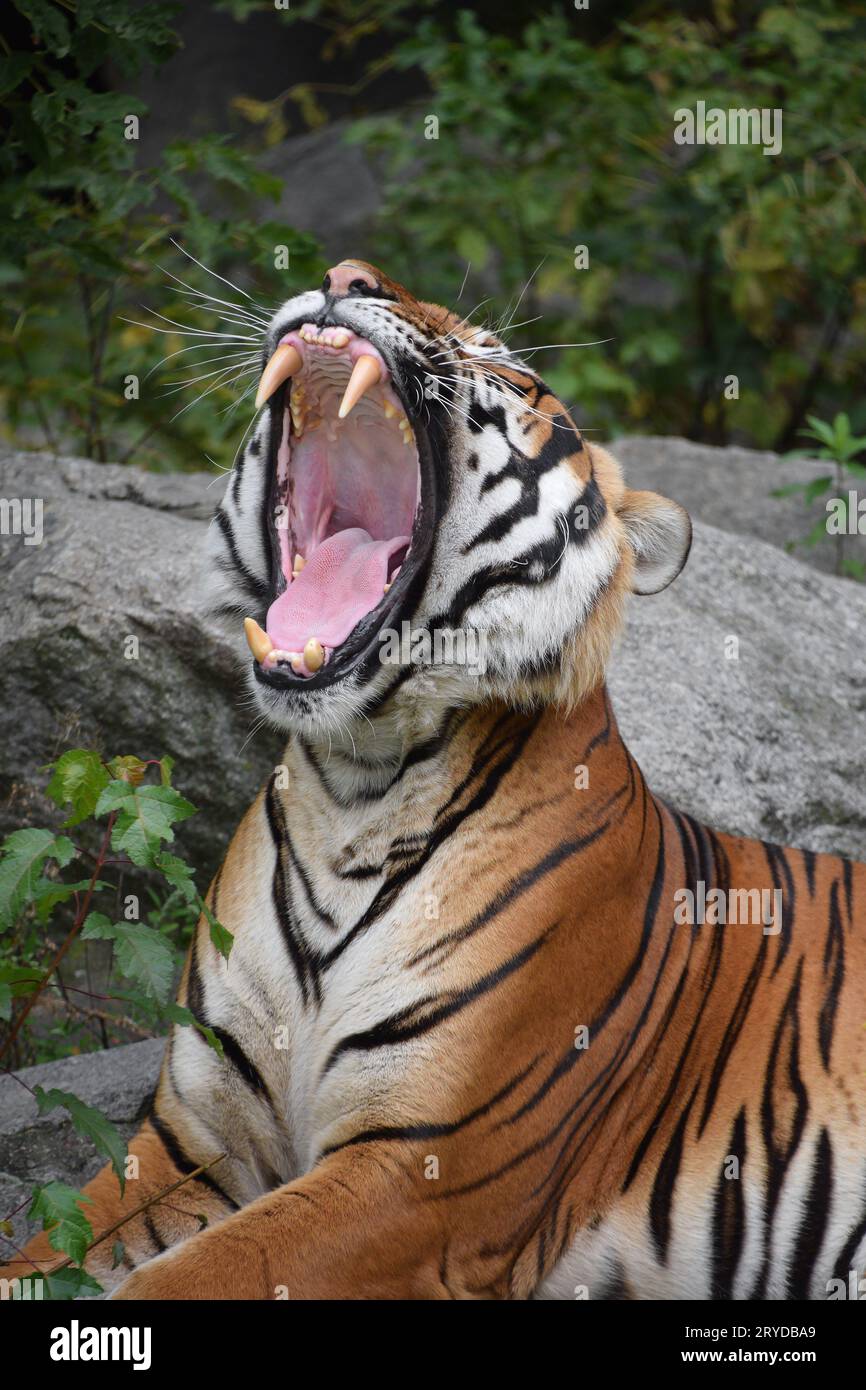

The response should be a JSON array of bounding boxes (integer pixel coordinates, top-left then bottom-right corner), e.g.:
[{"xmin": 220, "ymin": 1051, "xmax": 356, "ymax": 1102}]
[{"xmin": 1, "ymin": 0, "xmax": 864, "ymax": 468}]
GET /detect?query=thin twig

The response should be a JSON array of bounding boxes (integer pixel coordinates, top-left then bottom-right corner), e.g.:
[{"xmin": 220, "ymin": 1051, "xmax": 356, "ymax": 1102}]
[{"xmin": 42, "ymin": 1152, "xmax": 228, "ymax": 1277}]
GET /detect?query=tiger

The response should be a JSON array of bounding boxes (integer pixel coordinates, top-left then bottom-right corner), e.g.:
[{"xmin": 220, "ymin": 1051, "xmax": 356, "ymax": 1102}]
[{"xmin": 4, "ymin": 259, "xmax": 865, "ymax": 1302}]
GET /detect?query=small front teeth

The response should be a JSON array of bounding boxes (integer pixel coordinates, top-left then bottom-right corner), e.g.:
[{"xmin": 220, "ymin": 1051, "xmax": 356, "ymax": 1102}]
[
  {"xmin": 299, "ymin": 325, "xmax": 352, "ymax": 349},
  {"xmin": 264, "ymin": 638, "xmax": 328, "ymax": 677}
]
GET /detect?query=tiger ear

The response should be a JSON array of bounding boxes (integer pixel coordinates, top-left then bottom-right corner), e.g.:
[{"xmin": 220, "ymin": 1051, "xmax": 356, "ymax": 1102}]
[{"xmin": 619, "ymin": 488, "xmax": 692, "ymax": 595}]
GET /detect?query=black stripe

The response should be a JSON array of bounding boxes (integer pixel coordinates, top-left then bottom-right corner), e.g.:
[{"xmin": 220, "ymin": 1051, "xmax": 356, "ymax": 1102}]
[
  {"xmin": 787, "ymin": 1128, "xmax": 833, "ymax": 1299},
  {"xmin": 411, "ymin": 818, "xmax": 610, "ymax": 968},
  {"xmin": 321, "ymin": 1058, "xmax": 540, "ymax": 1156},
  {"xmin": 831, "ymin": 1184, "xmax": 866, "ymax": 1287},
  {"xmin": 144, "ymin": 1212, "xmax": 167, "ymax": 1254},
  {"xmin": 751, "ymin": 959, "xmax": 809, "ymax": 1298},
  {"xmin": 264, "ymin": 777, "xmax": 319, "ymax": 1004},
  {"xmin": 711, "ymin": 1108, "xmax": 748, "ymax": 1299},
  {"xmin": 802, "ymin": 848, "xmax": 817, "ymax": 895},
  {"xmin": 842, "ymin": 858, "xmax": 853, "ymax": 924},
  {"xmin": 148, "ymin": 1110, "xmax": 238, "ymax": 1210},
  {"xmin": 818, "ymin": 880, "xmax": 845, "ymax": 1071},
  {"xmin": 503, "ymin": 801, "xmax": 668, "ymax": 1132},
  {"xmin": 649, "ymin": 1083, "xmax": 699, "ymax": 1263},
  {"xmin": 698, "ymin": 935, "xmax": 768, "ymax": 1137},
  {"xmin": 208, "ymin": 1024, "xmax": 272, "ymax": 1102},
  {"xmin": 323, "ymin": 925, "xmax": 555, "ymax": 1076},
  {"xmin": 324, "ymin": 715, "xmax": 539, "ymax": 968},
  {"xmin": 213, "ymin": 506, "xmax": 269, "ymax": 602},
  {"xmin": 763, "ymin": 842, "xmax": 795, "ymax": 976}
]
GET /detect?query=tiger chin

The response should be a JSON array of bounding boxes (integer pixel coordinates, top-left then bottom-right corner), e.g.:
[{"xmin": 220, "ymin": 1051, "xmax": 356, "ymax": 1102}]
[{"xmin": 6, "ymin": 259, "xmax": 865, "ymax": 1302}]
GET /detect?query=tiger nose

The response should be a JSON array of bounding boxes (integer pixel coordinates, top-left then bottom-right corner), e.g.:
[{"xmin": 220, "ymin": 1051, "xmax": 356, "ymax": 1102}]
[{"xmin": 323, "ymin": 262, "xmax": 378, "ymax": 297}]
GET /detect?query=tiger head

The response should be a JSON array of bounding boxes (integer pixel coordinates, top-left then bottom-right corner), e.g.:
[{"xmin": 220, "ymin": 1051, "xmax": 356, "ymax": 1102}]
[{"xmin": 208, "ymin": 259, "xmax": 691, "ymax": 740}]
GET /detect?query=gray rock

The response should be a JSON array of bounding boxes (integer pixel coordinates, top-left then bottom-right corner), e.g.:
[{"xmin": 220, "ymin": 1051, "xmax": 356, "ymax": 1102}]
[
  {"xmin": 0, "ymin": 1039, "xmax": 164, "ymax": 1250},
  {"xmin": 0, "ymin": 448, "xmax": 279, "ymax": 884},
  {"xmin": 612, "ymin": 434, "xmax": 866, "ymax": 579},
  {"xmin": 261, "ymin": 122, "xmax": 382, "ymax": 261},
  {"xmin": 609, "ymin": 517, "xmax": 866, "ymax": 860}
]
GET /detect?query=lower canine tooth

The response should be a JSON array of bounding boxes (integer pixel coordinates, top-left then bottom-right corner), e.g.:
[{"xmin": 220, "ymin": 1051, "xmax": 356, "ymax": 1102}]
[
  {"xmin": 244, "ymin": 616, "xmax": 273, "ymax": 663},
  {"xmin": 303, "ymin": 638, "xmax": 325, "ymax": 672}
]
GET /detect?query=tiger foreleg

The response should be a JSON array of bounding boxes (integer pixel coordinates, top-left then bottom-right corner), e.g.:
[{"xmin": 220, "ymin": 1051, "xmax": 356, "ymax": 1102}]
[
  {"xmin": 111, "ymin": 1146, "xmax": 451, "ymax": 1301},
  {"xmin": 0, "ymin": 1117, "xmax": 236, "ymax": 1297}
]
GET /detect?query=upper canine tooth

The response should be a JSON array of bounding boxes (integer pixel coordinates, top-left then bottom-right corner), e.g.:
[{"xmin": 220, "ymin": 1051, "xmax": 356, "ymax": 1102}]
[
  {"xmin": 244, "ymin": 616, "xmax": 273, "ymax": 663},
  {"xmin": 256, "ymin": 343, "xmax": 302, "ymax": 410},
  {"xmin": 293, "ymin": 553, "xmax": 306, "ymax": 574},
  {"xmin": 383, "ymin": 399, "xmax": 397, "ymax": 419},
  {"xmin": 337, "ymin": 354, "xmax": 381, "ymax": 420}
]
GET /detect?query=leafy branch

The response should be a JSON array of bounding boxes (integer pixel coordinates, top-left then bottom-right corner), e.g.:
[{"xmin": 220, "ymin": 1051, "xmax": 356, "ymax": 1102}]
[{"xmin": 0, "ymin": 748, "xmax": 231, "ymax": 1297}]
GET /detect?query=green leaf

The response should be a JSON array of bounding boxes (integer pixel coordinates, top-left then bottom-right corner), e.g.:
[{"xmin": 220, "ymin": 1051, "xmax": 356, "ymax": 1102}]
[
  {"xmin": 163, "ymin": 1001, "xmax": 224, "ymax": 1057},
  {"xmin": 34, "ymin": 1087, "xmax": 128, "ymax": 1194},
  {"xmin": 153, "ymin": 850, "xmax": 198, "ymax": 903},
  {"xmin": 0, "ymin": 981, "xmax": 11, "ymax": 1021},
  {"xmin": 31, "ymin": 876, "xmax": 110, "ymax": 923},
  {"xmin": 0, "ymin": 54, "xmax": 33, "ymax": 97},
  {"xmin": 81, "ymin": 913, "xmax": 175, "ymax": 1002},
  {"xmin": 13, "ymin": 0, "xmax": 71, "ymax": 57},
  {"xmin": 802, "ymin": 475, "xmax": 835, "ymax": 504},
  {"xmin": 771, "ymin": 482, "xmax": 811, "ymax": 498},
  {"xmin": 28, "ymin": 1183, "xmax": 93, "ymax": 1265},
  {"xmin": 45, "ymin": 749, "xmax": 110, "ymax": 827},
  {"xmin": 842, "ymin": 556, "xmax": 866, "ymax": 582},
  {"xmin": 0, "ymin": 963, "xmax": 43, "ymax": 997},
  {"xmin": 0, "ymin": 829, "xmax": 76, "ymax": 932},
  {"xmin": 804, "ymin": 513, "xmax": 831, "ymax": 548},
  {"xmin": 111, "ymin": 1240, "xmax": 125, "ymax": 1270},
  {"xmin": 95, "ymin": 781, "xmax": 196, "ymax": 867},
  {"xmin": 201, "ymin": 899, "xmax": 234, "ymax": 962},
  {"xmin": 36, "ymin": 1266, "xmax": 103, "ymax": 1301},
  {"xmin": 106, "ymin": 755, "xmax": 148, "ymax": 785}
]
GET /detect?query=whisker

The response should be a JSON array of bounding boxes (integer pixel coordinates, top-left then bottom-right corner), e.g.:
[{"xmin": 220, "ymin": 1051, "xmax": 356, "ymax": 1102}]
[
  {"xmin": 138, "ymin": 307, "xmax": 260, "ymax": 340},
  {"xmin": 158, "ymin": 264, "xmax": 272, "ymax": 326},
  {"xmin": 166, "ymin": 362, "xmax": 260, "ymax": 422},
  {"xmin": 159, "ymin": 359, "xmax": 259, "ymax": 398},
  {"xmin": 169, "ymin": 238, "xmax": 268, "ymax": 309},
  {"xmin": 161, "ymin": 353, "xmax": 260, "ymax": 388},
  {"xmin": 143, "ymin": 340, "xmax": 262, "ymax": 379},
  {"xmin": 120, "ymin": 314, "xmax": 257, "ymax": 343}
]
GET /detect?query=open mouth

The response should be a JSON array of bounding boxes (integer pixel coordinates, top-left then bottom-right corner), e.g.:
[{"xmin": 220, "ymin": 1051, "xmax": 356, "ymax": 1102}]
[{"xmin": 245, "ymin": 321, "xmax": 430, "ymax": 690}]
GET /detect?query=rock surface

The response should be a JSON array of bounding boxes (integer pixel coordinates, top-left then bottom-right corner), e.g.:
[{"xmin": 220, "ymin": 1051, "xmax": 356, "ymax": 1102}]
[
  {"xmin": 608, "ymin": 515, "xmax": 866, "ymax": 860},
  {"xmin": 1, "ymin": 439, "xmax": 864, "ymax": 1217},
  {"xmin": 0, "ymin": 1039, "xmax": 164, "ymax": 1252},
  {"xmin": 0, "ymin": 448, "xmax": 279, "ymax": 885},
  {"xmin": 612, "ymin": 434, "xmax": 866, "ymax": 579}
]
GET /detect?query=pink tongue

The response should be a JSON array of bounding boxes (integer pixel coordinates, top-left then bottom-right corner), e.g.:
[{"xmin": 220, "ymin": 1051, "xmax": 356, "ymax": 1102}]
[{"xmin": 266, "ymin": 528, "xmax": 408, "ymax": 651}]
